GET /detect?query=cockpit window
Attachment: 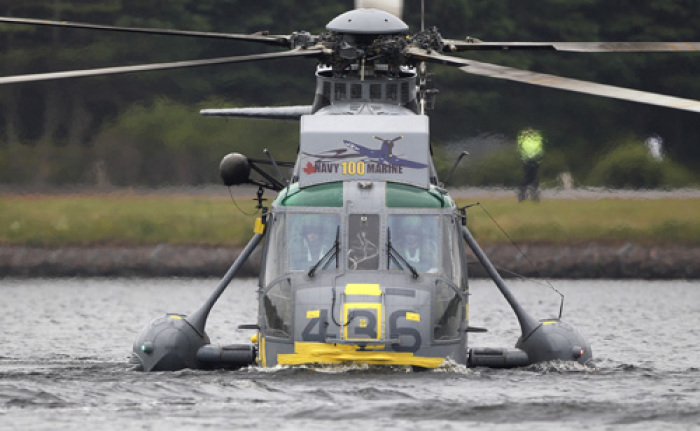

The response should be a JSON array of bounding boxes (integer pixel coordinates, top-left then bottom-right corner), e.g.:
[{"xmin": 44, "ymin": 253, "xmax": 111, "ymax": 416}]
[
  {"xmin": 387, "ymin": 214, "xmax": 465, "ymax": 281},
  {"xmin": 262, "ymin": 213, "xmax": 285, "ymax": 286},
  {"xmin": 351, "ymin": 83, "xmax": 362, "ymax": 99},
  {"xmin": 263, "ymin": 278, "xmax": 292, "ymax": 338},
  {"xmin": 386, "ymin": 83, "xmax": 397, "ymax": 101},
  {"xmin": 334, "ymin": 83, "xmax": 346, "ymax": 101},
  {"xmin": 388, "ymin": 215, "xmax": 440, "ymax": 274},
  {"xmin": 347, "ymin": 214, "xmax": 380, "ymax": 270},
  {"xmin": 288, "ymin": 213, "xmax": 340, "ymax": 271},
  {"xmin": 370, "ymin": 84, "xmax": 382, "ymax": 100},
  {"xmin": 442, "ymin": 215, "xmax": 466, "ymax": 289}
]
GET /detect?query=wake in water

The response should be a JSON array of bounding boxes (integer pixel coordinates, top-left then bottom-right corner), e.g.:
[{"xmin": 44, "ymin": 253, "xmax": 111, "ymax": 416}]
[{"xmin": 215, "ymin": 357, "xmax": 599, "ymax": 376}]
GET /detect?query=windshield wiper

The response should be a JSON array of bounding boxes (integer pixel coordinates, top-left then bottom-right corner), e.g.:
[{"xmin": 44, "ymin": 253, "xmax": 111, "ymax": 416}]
[
  {"xmin": 308, "ymin": 226, "xmax": 340, "ymax": 278},
  {"xmin": 387, "ymin": 228, "xmax": 419, "ymax": 279}
]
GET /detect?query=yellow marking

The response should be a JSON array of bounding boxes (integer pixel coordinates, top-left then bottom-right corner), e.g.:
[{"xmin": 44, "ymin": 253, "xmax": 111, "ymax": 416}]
[
  {"xmin": 306, "ymin": 309, "xmax": 320, "ymax": 319},
  {"xmin": 277, "ymin": 342, "xmax": 445, "ymax": 368},
  {"xmin": 669, "ymin": 42, "xmax": 696, "ymax": 52},
  {"xmin": 253, "ymin": 217, "xmax": 266, "ymax": 235},
  {"xmin": 344, "ymin": 302, "xmax": 382, "ymax": 341},
  {"xmin": 345, "ymin": 283, "xmax": 382, "ymax": 296},
  {"xmin": 541, "ymin": 320, "xmax": 558, "ymax": 325},
  {"xmin": 465, "ymin": 303, "xmax": 469, "ymax": 320},
  {"xmin": 359, "ymin": 318, "xmax": 368, "ymax": 328},
  {"xmin": 168, "ymin": 314, "xmax": 183, "ymax": 319},
  {"xmin": 260, "ymin": 337, "xmax": 267, "ymax": 367},
  {"xmin": 406, "ymin": 312, "xmax": 421, "ymax": 323}
]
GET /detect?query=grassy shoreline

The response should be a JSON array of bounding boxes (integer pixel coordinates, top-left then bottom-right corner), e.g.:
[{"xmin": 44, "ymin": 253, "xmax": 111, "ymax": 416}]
[{"xmin": 2, "ymin": 192, "xmax": 699, "ymax": 247}]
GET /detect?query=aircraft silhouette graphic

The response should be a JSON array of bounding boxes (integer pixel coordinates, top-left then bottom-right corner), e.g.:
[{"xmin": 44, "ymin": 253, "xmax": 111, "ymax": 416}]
[{"xmin": 343, "ymin": 136, "xmax": 428, "ymax": 168}]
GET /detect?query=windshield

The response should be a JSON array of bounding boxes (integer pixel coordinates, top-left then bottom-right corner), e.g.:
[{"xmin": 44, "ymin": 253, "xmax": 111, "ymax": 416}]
[
  {"xmin": 388, "ymin": 214, "xmax": 441, "ymax": 274},
  {"xmin": 288, "ymin": 213, "xmax": 340, "ymax": 271},
  {"xmin": 270, "ymin": 211, "xmax": 463, "ymax": 281}
]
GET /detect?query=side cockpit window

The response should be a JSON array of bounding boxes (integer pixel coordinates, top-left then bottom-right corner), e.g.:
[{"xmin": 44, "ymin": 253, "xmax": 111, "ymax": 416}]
[
  {"xmin": 442, "ymin": 215, "xmax": 466, "ymax": 289},
  {"xmin": 262, "ymin": 213, "xmax": 285, "ymax": 286}
]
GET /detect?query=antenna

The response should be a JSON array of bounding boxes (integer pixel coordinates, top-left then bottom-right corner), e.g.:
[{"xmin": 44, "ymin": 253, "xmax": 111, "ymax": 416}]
[
  {"xmin": 263, "ymin": 148, "xmax": 288, "ymax": 186},
  {"xmin": 421, "ymin": 0, "xmax": 425, "ymax": 32},
  {"xmin": 442, "ymin": 151, "xmax": 469, "ymax": 187}
]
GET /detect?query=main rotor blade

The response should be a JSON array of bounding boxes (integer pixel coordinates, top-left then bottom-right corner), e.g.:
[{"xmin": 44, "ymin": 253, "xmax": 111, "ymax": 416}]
[
  {"xmin": 0, "ymin": 48, "xmax": 323, "ymax": 85},
  {"xmin": 200, "ymin": 105, "xmax": 313, "ymax": 120},
  {"xmin": 407, "ymin": 47, "xmax": 700, "ymax": 113},
  {"xmin": 0, "ymin": 16, "xmax": 291, "ymax": 47},
  {"xmin": 443, "ymin": 40, "xmax": 700, "ymax": 53}
]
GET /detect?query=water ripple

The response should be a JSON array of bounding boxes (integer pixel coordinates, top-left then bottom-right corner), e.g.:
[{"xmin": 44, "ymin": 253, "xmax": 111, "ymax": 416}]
[{"xmin": 1, "ymin": 278, "xmax": 699, "ymax": 430}]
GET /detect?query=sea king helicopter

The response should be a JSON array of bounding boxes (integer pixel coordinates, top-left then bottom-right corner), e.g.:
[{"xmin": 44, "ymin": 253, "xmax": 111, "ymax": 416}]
[{"xmin": 2, "ymin": 0, "xmax": 699, "ymax": 372}]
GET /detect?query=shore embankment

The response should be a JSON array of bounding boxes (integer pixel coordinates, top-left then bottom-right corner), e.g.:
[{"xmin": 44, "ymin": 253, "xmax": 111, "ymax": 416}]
[
  {"xmin": 2, "ymin": 186, "xmax": 699, "ymax": 279},
  {"xmin": 2, "ymin": 242, "xmax": 698, "ymax": 279}
]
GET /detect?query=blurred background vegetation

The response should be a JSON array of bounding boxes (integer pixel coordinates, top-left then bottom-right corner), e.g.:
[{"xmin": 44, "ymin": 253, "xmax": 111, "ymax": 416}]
[
  {"xmin": 0, "ymin": 0, "xmax": 699, "ymax": 189},
  {"xmin": 4, "ymin": 194, "xmax": 700, "ymax": 246}
]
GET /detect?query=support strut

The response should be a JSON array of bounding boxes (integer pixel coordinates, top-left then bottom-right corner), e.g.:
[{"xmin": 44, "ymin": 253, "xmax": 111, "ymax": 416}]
[
  {"xmin": 461, "ymin": 225, "xmax": 593, "ymax": 366},
  {"xmin": 461, "ymin": 226, "xmax": 538, "ymax": 337},
  {"xmin": 133, "ymin": 231, "xmax": 264, "ymax": 372}
]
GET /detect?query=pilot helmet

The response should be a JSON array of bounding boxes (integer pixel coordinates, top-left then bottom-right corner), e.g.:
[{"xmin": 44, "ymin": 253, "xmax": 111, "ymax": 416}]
[
  {"xmin": 400, "ymin": 216, "xmax": 422, "ymax": 236},
  {"xmin": 301, "ymin": 216, "xmax": 324, "ymax": 235}
]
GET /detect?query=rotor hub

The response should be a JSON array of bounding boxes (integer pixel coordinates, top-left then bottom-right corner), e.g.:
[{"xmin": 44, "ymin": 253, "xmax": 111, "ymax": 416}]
[{"xmin": 326, "ymin": 8, "xmax": 408, "ymax": 35}]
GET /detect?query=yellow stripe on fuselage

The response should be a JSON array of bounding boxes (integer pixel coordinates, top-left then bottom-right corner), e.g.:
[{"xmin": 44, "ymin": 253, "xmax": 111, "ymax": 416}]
[
  {"xmin": 260, "ymin": 337, "xmax": 267, "ymax": 367},
  {"xmin": 277, "ymin": 342, "xmax": 445, "ymax": 368}
]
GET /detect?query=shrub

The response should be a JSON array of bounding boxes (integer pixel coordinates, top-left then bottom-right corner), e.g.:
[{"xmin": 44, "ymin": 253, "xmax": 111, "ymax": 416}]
[
  {"xmin": 587, "ymin": 143, "xmax": 696, "ymax": 189},
  {"xmin": 463, "ymin": 148, "xmax": 522, "ymax": 186},
  {"xmin": 93, "ymin": 98, "xmax": 299, "ymax": 186},
  {"xmin": 441, "ymin": 146, "xmax": 569, "ymax": 187}
]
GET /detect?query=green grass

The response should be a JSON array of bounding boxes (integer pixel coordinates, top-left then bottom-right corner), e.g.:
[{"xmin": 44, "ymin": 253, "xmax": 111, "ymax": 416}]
[
  {"xmin": 458, "ymin": 197, "xmax": 700, "ymax": 245},
  {"xmin": 2, "ymin": 193, "xmax": 699, "ymax": 246},
  {"xmin": 0, "ymin": 194, "xmax": 258, "ymax": 247}
]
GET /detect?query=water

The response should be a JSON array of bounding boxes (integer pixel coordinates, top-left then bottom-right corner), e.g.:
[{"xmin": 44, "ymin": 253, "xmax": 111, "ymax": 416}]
[{"xmin": 1, "ymin": 278, "xmax": 699, "ymax": 430}]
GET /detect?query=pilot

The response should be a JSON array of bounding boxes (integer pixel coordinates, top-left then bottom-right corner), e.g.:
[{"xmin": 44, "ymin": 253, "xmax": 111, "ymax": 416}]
[
  {"xmin": 396, "ymin": 216, "xmax": 437, "ymax": 272},
  {"xmin": 291, "ymin": 220, "xmax": 326, "ymax": 269}
]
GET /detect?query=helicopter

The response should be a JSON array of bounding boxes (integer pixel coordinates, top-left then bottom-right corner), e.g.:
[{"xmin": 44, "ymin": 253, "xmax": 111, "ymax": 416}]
[{"xmin": 1, "ymin": 0, "xmax": 699, "ymax": 372}]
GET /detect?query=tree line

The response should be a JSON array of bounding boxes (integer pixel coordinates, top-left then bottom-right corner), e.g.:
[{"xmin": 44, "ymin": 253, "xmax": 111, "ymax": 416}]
[{"xmin": 0, "ymin": 0, "xmax": 699, "ymax": 187}]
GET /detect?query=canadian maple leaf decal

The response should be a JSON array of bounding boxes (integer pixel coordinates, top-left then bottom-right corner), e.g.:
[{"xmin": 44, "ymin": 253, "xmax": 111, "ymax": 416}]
[{"xmin": 303, "ymin": 162, "xmax": 316, "ymax": 174}]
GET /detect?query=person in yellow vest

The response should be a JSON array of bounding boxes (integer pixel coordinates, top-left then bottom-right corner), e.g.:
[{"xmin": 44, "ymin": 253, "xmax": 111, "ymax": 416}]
[{"xmin": 517, "ymin": 128, "xmax": 544, "ymax": 202}]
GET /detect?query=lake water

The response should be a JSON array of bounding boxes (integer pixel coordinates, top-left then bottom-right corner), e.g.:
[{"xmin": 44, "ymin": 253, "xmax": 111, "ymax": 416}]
[{"xmin": 1, "ymin": 278, "xmax": 699, "ymax": 430}]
